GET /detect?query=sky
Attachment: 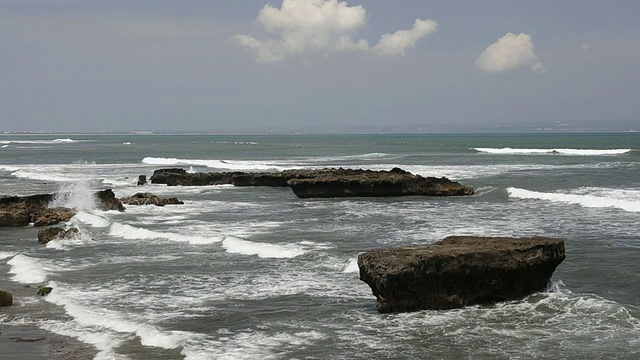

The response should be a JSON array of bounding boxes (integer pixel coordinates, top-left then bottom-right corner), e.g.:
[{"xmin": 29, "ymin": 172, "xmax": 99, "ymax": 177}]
[{"xmin": 1, "ymin": 0, "xmax": 639, "ymax": 133}]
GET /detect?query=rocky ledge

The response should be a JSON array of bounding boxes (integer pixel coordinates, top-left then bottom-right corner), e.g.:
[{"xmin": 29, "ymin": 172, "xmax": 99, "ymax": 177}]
[
  {"xmin": 0, "ymin": 190, "xmax": 125, "ymax": 227},
  {"xmin": 120, "ymin": 192, "xmax": 184, "ymax": 206},
  {"xmin": 358, "ymin": 236, "xmax": 565, "ymax": 313},
  {"xmin": 150, "ymin": 167, "xmax": 474, "ymax": 198}
]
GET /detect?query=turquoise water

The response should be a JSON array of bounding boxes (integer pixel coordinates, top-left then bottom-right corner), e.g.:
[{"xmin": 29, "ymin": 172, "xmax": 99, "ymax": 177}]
[{"xmin": 1, "ymin": 133, "xmax": 639, "ymax": 359}]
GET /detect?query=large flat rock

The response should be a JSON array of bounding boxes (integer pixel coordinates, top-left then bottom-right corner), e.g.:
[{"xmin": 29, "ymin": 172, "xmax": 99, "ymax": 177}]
[
  {"xmin": 150, "ymin": 167, "xmax": 474, "ymax": 198},
  {"xmin": 358, "ymin": 236, "xmax": 566, "ymax": 313}
]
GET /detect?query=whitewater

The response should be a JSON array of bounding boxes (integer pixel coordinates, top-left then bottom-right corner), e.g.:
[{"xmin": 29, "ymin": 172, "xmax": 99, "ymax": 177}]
[{"xmin": 1, "ymin": 133, "xmax": 639, "ymax": 359}]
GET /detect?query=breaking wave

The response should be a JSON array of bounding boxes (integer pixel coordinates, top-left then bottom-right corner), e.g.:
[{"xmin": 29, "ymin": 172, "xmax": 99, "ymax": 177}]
[
  {"xmin": 474, "ymin": 148, "xmax": 632, "ymax": 156},
  {"xmin": 7, "ymin": 254, "xmax": 48, "ymax": 284},
  {"xmin": 222, "ymin": 235, "xmax": 306, "ymax": 258},
  {"xmin": 109, "ymin": 222, "xmax": 223, "ymax": 245},
  {"xmin": 507, "ymin": 187, "xmax": 640, "ymax": 212},
  {"xmin": 142, "ymin": 157, "xmax": 288, "ymax": 171}
]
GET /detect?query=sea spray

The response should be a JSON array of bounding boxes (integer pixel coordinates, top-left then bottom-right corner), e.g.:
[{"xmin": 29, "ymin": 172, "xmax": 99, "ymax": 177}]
[{"xmin": 50, "ymin": 181, "xmax": 97, "ymax": 210}]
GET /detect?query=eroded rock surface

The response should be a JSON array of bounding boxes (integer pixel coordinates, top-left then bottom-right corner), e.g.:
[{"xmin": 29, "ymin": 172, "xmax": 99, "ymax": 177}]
[
  {"xmin": 358, "ymin": 236, "xmax": 566, "ymax": 313},
  {"xmin": 120, "ymin": 192, "xmax": 184, "ymax": 206}
]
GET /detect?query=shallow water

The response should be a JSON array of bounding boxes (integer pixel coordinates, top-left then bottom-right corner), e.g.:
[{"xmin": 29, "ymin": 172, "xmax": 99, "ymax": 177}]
[{"xmin": 1, "ymin": 133, "xmax": 639, "ymax": 359}]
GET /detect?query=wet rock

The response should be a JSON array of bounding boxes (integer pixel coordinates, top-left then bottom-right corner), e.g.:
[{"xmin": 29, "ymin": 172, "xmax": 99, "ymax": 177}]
[
  {"xmin": 137, "ymin": 175, "xmax": 147, "ymax": 186},
  {"xmin": 358, "ymin": 236, "xmax": 566, "ymax": 313},
  {"xmin": 37, "ymin": 287, "xmax": 53, "ymax": 296},
  {"xmin": 150, "ymin": 167, "xmax": 474, "ymax": 199},
  {"xmin": 119, "ymin": 193, "xmax": 184, "ymax": 206},
  {"xmin": 0, "ymin": 209, "xmax": 30, "ymax": 227},
  {"xmin": 32, "ymin": 208, "xmax": 76, "ymax": 227},
  {"xmin": 0, "ymin": 290, "xmax": 12, "ymax": 307},
  {"xmin": 94, "ymin": 189, "xmax": 125, "ymax": 212},
  {"xmin": 37, "ymin": 227, "xmax": 79, "ymax": 244},
  {"xmin": 288, "ymin": 168, "xmax": 474, "ymax": 198}
]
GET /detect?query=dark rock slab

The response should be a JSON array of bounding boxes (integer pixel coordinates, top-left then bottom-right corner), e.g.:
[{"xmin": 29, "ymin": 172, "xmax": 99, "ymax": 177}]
[
  {"xmin": 150, "ymin": 167, "xmax": 474, "ymax": 199},
  {"xmin": 358, "ymin": 236, "xmax": 566, "ymax": 313},
  {"xmin": 0, "ymin": 209, "xmax": 30, "ymax": 227},
  {"xmin": 37, "ymin": 227, "xmax": 79, "ymax": 244},
  {"xmin": 288, "ymin": 167, "xmax": 474, "ymax": 198},
  {"xmin": 120, "ymin": 192, "xmax": 184, "ymax": 206}
]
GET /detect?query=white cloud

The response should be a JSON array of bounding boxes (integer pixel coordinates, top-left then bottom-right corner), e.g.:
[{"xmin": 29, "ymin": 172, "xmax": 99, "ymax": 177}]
[
  {"xmin": 373, "ymin": 18, "xmax": 438, "ymax": 57},
  {"xmin": 475, "ymin": 32, "xmax": 545, "ymax": 74},
  {"xmin": 233, "ymin": 0, "xmax": 436, "ymax": 63}
]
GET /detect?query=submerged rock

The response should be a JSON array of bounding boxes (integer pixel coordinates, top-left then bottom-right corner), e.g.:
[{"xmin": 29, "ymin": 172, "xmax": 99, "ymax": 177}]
[
  {"xmin": 358, "ymin": 236, "xmax": 566, "ymax": 313},
  {"xmin": 120, "ymin": 192, "xmax": 184, "ymax": 206},
  {"xmin": 37, "ymin": 227, "xmax": 79, "ymax": 244},
  {"xmin": 37, "ymin": 287, "xmax": 53, "ymax": 296},
  {"xmin": 0, "ymin": 290, "xmax": 12, "ymax": 307}
]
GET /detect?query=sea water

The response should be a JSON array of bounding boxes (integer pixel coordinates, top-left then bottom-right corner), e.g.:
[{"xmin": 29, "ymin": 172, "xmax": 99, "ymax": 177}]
[{"xmin": 0, "ymin": 133, "xmax": 639, "ymax": 359}]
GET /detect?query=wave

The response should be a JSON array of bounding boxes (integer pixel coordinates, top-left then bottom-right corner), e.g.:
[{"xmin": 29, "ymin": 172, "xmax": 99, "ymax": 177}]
[
  {"xmin": 507, "ymin": 187, "xmax": 640, "ymax": 212},
  {"xmin": 142, "ymin": 157, "xmax": 288, "ymax": 171},
  {"xmin": 0, "ymin": 251, "xmax": 15, "ymax": 260},
  {"xmin": 109, "ymin": 222, "xmax": 223, "ymax": 244},
  {"xmin": 70, "ymin": 211, "xmax": 111, "ymax": 228},
  {"xmin": 42, "ymin": 280, "xmax": 197, "ymax": 359},
  {"xmin": 342, "ymin": 257, "xmax": 359, "ymax": 273},
  {"xmin": 7, "ymin": 254, "xmax": 48, "ymax": 283},
  {"xmin": 0, "ymin": 138, "xmax": 85, "ymax": 144},
  {"xmin": 474, "ymin": 148, "xmax": 632, "ymax": 156},
  {"xmin": 222, "ymin": 235, "xmax": 306, "ymax": 258}
]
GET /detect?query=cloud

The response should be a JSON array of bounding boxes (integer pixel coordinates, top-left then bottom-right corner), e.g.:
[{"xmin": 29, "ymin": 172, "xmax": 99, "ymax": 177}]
[
  {"xmin": 475, "ymin": 32, "xmax": 545, "ymax": 74},
  {"xmin": 233, "ymin": 0, "xmax": 436, "ymax": 63}
]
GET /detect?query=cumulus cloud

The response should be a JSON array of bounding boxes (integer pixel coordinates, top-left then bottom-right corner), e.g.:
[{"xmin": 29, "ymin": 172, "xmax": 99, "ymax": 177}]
[
  {"xmin": 233, "ymin": 0, "xmax": 437, "ymax": 63},
  {"xmin": 475, "ymin": 32, "xmax": 545, "ymax": 74}
]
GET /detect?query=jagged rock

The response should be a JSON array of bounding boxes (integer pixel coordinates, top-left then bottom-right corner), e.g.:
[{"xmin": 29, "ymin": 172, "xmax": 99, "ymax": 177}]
[
  {"xmin": 37, "ymin": 287, "xmax": 53, "ymax": 296},
  {"xmin": 0, "ymin": 209, "xmax": 30, "ymax": 227},
  {"xmin": 358, "ymin": 236, "xmax": 566, "ymax": 313},
  {"xmin": 288, "ymin": 168, "xmax": 474, "ymax": 198},
  {"xmin": 150, "ymin": 167, "xmax": 474, "ymax": 198},
  {"xmin": 137, "ymin": 175, "xmax": 147, "ymax": 186},
  {"xmin": 32, "ymin": 208, "xmax": 76, "ymax": 227},
  {"xmin": 37, "ymin": 227, "xmax": 79, "ymax": 244},
  {"xmin": 120, "ymin": 193, "xmax": 184, "ymax": 206},
  {"xmin": 0, "ymin": 290, "xmax": 12, "ymax": 307},
  {"xmin": 94, "ymin": 189, "xmax": 125, "ymax": 211}
]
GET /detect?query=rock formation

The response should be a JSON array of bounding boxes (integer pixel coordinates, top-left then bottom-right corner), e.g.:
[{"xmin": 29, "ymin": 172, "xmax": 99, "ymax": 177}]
[
  {"xmin": 120, "ymin": 192, "xmax": 184, "ymax": 206},
  {"xmin": 94, "ymin": 189, "xmax": 125, "ymax": 211},
  {"xmin": 137, "ymin": 175, "xmax": 147, "ymax": 186},
  {"xmin": 358, "ymin": 236, "xmax": 565, "ymax": 313},
  {"xmin": 150, "ymin": 167, "xmax": 474, "ymax": 198},
  {"xmin": 287, "ymin": 167, "xmax": 474, "ymax": 198},
  {"xmin": 0, "ymin": 194, "xmax": 74, "ymax": 227},
  {"xmin": 37, "ymin": 227, "xmax": 79, "ymax": 244},
  {"xmin": 0, "ymin": 189, "xmax": 125, "ymax": 227}
]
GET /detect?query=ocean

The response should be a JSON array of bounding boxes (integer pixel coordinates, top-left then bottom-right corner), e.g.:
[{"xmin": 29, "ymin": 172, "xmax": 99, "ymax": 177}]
[{"xmin": 0, "ymin": 133, "xmax": 639, "ymax": 359}]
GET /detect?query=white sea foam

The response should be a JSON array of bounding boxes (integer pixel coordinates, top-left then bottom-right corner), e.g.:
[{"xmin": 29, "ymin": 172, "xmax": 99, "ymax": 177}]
[
  {"xmin": 109, "ymin": 222, "xmax": 223, "ymax": 244},
  {"xmin": 180, "ymin": 330, "xmax": 326, "ymax": 360},
  {"xmin": 0, "ymin": 251, "xmax": 15, "ymax": 260},
  {"xmin": 343, "ymin": 257, "xmax": 359, "ymax": 273},
  {"xmin": 474, "ymin": 147, "xmax": 632, "ymax": 155},
  {"xmin": 50, "ymin": 181, "xmax": 97, "ymax": 210},
  {"xmin": 0, "ymin": 138, "xmax": 85, "ymax": 144},
  {"xmin": 142, "ymin": 157, "xmax": 290, "ymax": 171},
  {"xmin": 7, "ymin": 254, "xmax": 48, "ymax": 283},
  {"xmin": 70, "ymin": 211, "xmax": 111, "ymax": 227},
  {"xmin": 222, "ymin": 235, "xmax": 306, "ymax": 258},
  {"xmin": 508, "ymin": 187, "xmax": 640, "ymax": 212},
  {"xmin": 42, "ymin": 281, "xmax": 199, "ymax": 358}
]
